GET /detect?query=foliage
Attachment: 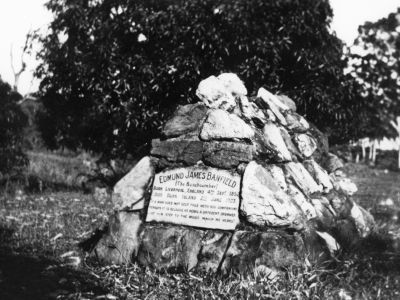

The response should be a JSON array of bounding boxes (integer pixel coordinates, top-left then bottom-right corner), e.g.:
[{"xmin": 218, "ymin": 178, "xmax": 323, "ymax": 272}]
[
  {"xmin": 350, "ymin": 7, "xmax": 400, "ymax": 139},
  {"xmin": 0, "ymin": 78, "xmax": 27, "ymax": 178},
  {"xmin": 36, "ymin": 0, "xmax": 364, "ymax": 157}
]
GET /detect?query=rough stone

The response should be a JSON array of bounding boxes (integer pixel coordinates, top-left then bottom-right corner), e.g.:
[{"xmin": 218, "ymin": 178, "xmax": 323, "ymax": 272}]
[
  {"xmin": 326, "ymin": 191, "xmax": 352, "ymax": 218},
  {"xmin": 162, "ymin": 103, "xmax": 208, "ymax": 138},
  {"xmin": 256, "ymin": 90, "xmax": 288, "ymax": 126},
  {"xmin": 264, "ymin": 164, "xmax": 287, "ymax": 191},
  {"xmin": 287, "ymin": 183, "xmax": 317, "ymax": 220},
  {"xmin": 276, "ymin": 94, "xmax": 297, "ymax": 111},
  {"xmin": 112, "ymin": 156, "xmax": 155, "ymax": 211},
  {"xmin": 311, "ymin": 197, "xmax": 336, "ymax": 229},
  {"xmin": 262, "ymin": 123, "xmax": 292, "ymax": 162},
  {"xmin": 196, "ymin": 231, "xmax": 232, "ymax": 272},
  {"xmin": 284, "ymin": 111, "xmax": 309, "ymax": 133},
  {"xmin": 138, "ymin": 226, "xmax": 202, "ymax": 272},
  {"xmin": 257, "ymin": 87, "xmax": 290, "ymax": 111},
  {"xmin": 239, "ymin": 95, "xmax": 267, "ymax": 127},
  {"xmin": 303, "ymin": 159, "xmax": 333, "ymax": 193},
  {"xmin": 217, "ymin": 73, "xmax": 247, "ymax": 96},
  {"xmin": 203, "ymin": 141, "xmax": 254, "ymax": 169},
  {"xmin": 322, "ymin": 153, "xmax": 344, "ymax": 174},
  {"xmin": 151, "ymin": 138, "xmax": 203, "ymax": 165},
  {"xmin": 331, "ymin": 174, "xmax": 358, "ymax": 196},
  {"xmin": 200, "ymin": 109, "xmax": 254, "ymax": 141},
  {"xmin": 350, "ymin": 202, "xmax": 375, "ymax": 238},
  {"xmin": 196, "ymin": 76, "xmax": 236, "ymax": 111},
  {"xmin": 308, "ymin": 123, "xmax": 329, "ymax": 165},
  {"xmin": 293, "ymin": 133, "xmax": 318, "ymax": 158},
  {"xmin": 241, "ymin": 161, "xmax": 304, "ymax": 229},
  {"xmin": 280, "ymin": 127, "xmax": 301, "ymax": 161},
  {"xmin": 221, "ymin": 230, "xmax": 305, "ymax": 274},
  {"xmin": 93, "ymin": 211, "xmax": 142, "ymax": 264},
  {"xmin": 284, "ymin": 162, "xmax": 322, "ymax": 196},
  {"xmin": 316, "ymin": 231, "xmax": 340, "ymax": 255}
]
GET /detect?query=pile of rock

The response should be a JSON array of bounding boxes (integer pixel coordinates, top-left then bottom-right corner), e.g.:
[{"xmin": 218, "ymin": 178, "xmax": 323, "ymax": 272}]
[{"xmin": 87, "ymin": 73, "xmax": 375, "ymax": 275}]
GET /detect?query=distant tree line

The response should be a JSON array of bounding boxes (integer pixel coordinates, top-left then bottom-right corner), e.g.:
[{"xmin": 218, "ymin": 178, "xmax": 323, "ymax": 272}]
[{"xmin": 34, "ymin": 0, "xmax": 367, "ymax": 159}]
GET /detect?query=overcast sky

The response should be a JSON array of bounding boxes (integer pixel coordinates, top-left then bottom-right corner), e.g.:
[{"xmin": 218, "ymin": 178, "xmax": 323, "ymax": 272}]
[{"xmin": 0, "ymin": 0, "xmax": 399, "ymax": 95}]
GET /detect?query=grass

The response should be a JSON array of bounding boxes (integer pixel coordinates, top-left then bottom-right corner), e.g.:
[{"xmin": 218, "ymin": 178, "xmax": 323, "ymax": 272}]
[{"xmin": 1, "ymin": 162, "xmax": 400, "ymax": 299}]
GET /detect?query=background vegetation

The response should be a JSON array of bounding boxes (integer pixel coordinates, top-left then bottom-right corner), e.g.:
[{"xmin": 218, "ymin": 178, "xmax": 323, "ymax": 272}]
[{"xmin": 35, "ymin": 0, "xmax": 366, "ymax": 159}]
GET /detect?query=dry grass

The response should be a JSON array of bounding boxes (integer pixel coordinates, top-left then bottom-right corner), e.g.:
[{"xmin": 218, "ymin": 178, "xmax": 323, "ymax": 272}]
[{"xmin": 0, "ymin": 163, "xmax": 400, "ymax": 299}]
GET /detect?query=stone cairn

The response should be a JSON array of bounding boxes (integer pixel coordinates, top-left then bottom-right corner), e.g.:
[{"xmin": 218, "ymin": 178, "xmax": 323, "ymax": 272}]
[{"xmin": 87, "ymin": 73, "xmax": 375, "ymax": 275}]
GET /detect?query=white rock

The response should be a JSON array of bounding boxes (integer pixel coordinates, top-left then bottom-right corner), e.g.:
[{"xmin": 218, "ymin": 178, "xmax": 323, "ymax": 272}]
[
  {"xmin": 293, "ymin": 134, "xmax": 317, "ymax": 158},
  {"xmin": 331, "ymin": 176, "xmax": 358, "ymax": 196},
  {"xmin": 284, "ymin": 162, "xmax": 322, "ymax": 195},
  {"xmin": 217, "ymin": 73, "xmax": 247, "ymax": 96},
  {"xmin": 265, "ymin": 165, "xmax": 287, "ymax": 191},
  {"xmin": 112, "ymin": 156, "xmax": 155, "ymax": 210},
  {"xmin": 316, "ymin": 231, "xmax": 340, "ymax": 255},
  {"xmin": 350, "ymin": 202, "xmax": 375, "ymax": 237},
  {"xmin": 241, "ymin": 161, "xmax": 304, "ymax": 229},
  {"xmin": 303, "ymin": 159, "xmax": 333, "ymax": 192},
  {"xmin": 287, "ymin": 183, "xmax": 317, "ymax": 220},
  {"xmin": 257, "ymin": 88, "xmax": 288, "ymax": 125},
  {"xmin": 262, "ymin": 123, "xmax": 292, "ymax": 162},
  {"xmin": 200, "ymin": 109, "xmax": 254, "ymax": 141},
  {"xmin": 196, "ymin": 76, "xmax": 236, "ymax": 111}
]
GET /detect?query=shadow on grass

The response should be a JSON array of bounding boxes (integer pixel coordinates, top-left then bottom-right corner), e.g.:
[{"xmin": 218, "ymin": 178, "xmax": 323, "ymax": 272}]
[{"xmin": 0, "ymin": 226, "xmax": 108, "ymax": 300}]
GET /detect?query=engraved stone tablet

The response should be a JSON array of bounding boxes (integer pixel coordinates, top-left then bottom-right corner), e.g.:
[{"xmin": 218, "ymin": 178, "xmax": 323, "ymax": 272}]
[{"xmin": 146, "ymin": 166, "xmax": 240, "ymax": 230}]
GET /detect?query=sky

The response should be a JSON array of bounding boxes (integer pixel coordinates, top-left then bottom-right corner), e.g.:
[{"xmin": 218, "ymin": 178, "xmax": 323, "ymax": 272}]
[{"xmin": 0, "ymin": 0, "xmax": 399, "ymax": 95}]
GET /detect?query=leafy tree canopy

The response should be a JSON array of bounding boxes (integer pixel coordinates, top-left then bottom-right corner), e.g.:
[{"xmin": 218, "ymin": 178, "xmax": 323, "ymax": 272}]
[
  {"xmin": 350, "ymin": 7, "xmax": 400, "ymax": 139},
  {"xmin": 36, "ymin": 0, "xmax": 364, "ymax": 158}
]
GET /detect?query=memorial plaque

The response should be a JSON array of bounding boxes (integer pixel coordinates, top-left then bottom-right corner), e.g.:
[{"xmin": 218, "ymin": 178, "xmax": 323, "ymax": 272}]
[{"xmin": 146, "ymin": 166, "xmax": 240, "ymax": 230}]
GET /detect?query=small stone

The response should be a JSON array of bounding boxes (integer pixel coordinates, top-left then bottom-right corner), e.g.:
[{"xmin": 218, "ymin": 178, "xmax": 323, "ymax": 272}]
[
  {"xmin": 196, "ymin": 76, "xmax": 236, "ymax": 111},
  {"xmin": 196, "ymin": 231, "xmax": 232, "ymax": 272},
  {"xmin": 276, "ymin": 94, "xmax": 297, "ymax": 111},
  {"xmin": 112, "ymin": 156, "xmax": 155, "ymax": 211},
  {"xmin": 262, "ymin": 123, "xmax": 292, "ymax": 162},
  {"xmin": 284, "ymin": 111, "xmax": 309, "ymax": 133},
  {"xmin": 239, "ymin": 95, "xmax": 267, "ymax": 127},
  {"xmin": 151, "ymin": 138, "xmax": 203, "ymax": 165},
  {"xmin": 94, "ymin": 211, "xmax": 141, "ymax": 264},
  {"xmin": 257, "ymin": 87, "xmax": 290, "ymax": 111},
  {"xmin": 200, "ymin": 109, "xmax": 254, "ymax": 141},
  {"xmin": 308, "ymin": 123, "xmax": 329, "ymax": 164},
  {"xmin": 256, "ymin": 88, "xmax": 288, "ymax": 126},
  {"xmin": 303, "ymin": 159, "xmax": 333, "ymax": 193},
  {"xmin": 217, "ymin": 73, "xmax": 247, "ymax": 96},
  {"xmin": 138, "ymin": 225, "xmax": 202, "ymax": 272},
  {"xmin": 221, "ymin": 230, "xmax": 305, "ymax": 274},
  {"xmin": 284, "ymin": 162, "xmax": 322, "ymax": 195},
  {"xmin": 241, "ymin": 161, "xmax": 304, "ymax": 229},
  {"xmin": 293, "ymin": 133, "xmax": 317, "ymax": 158},
  {"xmin": 316, "ymin": 231, "xmax": 340, "ymax": 255},
  {"xmin": 162, "ymin": 103, "xmax": 208, "ymax": 138},
  {"xmin": 311, "ymin": 197, "xmax": 336, "ymax": 229},
  {"xmin": 203, "ymin": 141, "xmax": 254, "ymax": 169}
]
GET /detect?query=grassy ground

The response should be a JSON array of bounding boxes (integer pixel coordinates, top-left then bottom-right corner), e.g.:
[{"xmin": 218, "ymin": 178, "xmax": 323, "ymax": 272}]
[{"xmin": 1, "ymin": 163, "xmax": 400, "ymax": 299}]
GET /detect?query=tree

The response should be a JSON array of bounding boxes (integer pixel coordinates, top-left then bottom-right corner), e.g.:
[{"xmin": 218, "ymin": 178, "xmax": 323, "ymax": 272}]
[
  {"xmin": 349, "ymin": 8, "xmax": 400, "ymax": 166},
  {"xmin": 350, "ymin": 7, "xmax": 400, "ymax": 139},
  {"xmin": 0, "ymin": 78, "xmax": 27, "ymax": 179},
  {"xmin": 35, "ymin": 0, "xmax": 364, "ymax": 158}
]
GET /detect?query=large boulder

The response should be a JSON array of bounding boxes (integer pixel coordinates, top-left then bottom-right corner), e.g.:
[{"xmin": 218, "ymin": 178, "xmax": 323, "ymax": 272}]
[
  {"xmin": 196, "ymin": 75, "xmax": 236, "ymax": 111},
  {"xmin": 284, "ymin": 162, "xmax": 322, "ymax": 196},
  {"xmin": 221, "ymin": 230, "xmax": 305, "ymax": 275},
  {"xmin": 203, "ymin": 141, "xmax": 254, "ymax": 169},
  {"xmin": 138, "ymin": 226, "xmax": 202, "ymax": 272},
  {"xmin": 93, "ymin": 211, "xmax": 142, "ymax": 264},
  {"xmin": 200, "ymin": 109, "xmax": 254, "ymax": 141},
  {"xmin": 162, "ymin": 103, "xmax": 208, "ymax": 138},
  {"xmin": 241, "ymin": 161, "xmax": 304, "ymax": 229},
  {"xmin": 112, "ymin": 156, "xmax": 155, "ymax": 211}
]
